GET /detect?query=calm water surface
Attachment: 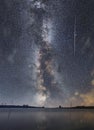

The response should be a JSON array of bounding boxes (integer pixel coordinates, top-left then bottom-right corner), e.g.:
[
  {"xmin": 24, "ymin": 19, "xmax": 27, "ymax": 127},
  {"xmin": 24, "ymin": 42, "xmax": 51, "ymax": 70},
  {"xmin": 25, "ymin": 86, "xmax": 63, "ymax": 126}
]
[{"xmin": 0, "ymin": 108, "xmax": 94, "ymax": 130}]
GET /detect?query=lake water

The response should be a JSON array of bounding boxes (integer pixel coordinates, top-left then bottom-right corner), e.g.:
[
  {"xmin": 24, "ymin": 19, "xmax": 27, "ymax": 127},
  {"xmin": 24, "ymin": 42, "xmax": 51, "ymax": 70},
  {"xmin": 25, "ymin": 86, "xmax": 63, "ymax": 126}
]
[{"xmin": 0, "ymin": 108, "xmax": 94, "ymax": 130}]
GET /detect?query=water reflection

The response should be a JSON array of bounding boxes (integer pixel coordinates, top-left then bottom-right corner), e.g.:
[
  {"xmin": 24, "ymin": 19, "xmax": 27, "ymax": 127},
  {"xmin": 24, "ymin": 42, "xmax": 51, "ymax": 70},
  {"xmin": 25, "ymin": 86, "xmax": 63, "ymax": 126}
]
[{"xmin": 0, "ymin": 109, "xmax": 94, "ymax": 130}]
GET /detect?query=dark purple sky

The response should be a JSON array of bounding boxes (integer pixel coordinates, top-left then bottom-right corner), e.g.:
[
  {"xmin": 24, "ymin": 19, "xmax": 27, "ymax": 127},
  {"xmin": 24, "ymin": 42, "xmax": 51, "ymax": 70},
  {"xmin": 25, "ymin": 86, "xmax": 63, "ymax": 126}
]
[{"xmin": 0, "ymin": 0, "xmax": 94, "ymax": 107}]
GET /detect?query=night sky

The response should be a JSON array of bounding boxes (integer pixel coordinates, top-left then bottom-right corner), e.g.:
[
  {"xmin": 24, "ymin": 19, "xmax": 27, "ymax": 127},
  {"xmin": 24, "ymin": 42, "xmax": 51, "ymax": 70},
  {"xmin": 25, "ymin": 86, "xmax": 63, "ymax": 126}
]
[{"xmin": 0, "ymin": 0, "xmax": 94, "ymax": 107}]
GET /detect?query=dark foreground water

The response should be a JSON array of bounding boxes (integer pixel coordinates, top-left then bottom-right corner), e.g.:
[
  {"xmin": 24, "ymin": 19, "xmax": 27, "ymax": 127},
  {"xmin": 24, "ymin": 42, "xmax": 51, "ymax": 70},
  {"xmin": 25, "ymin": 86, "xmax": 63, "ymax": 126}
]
[{"xmin": 0, "ymin": 108, "xmax": 94, "ymax": 130}]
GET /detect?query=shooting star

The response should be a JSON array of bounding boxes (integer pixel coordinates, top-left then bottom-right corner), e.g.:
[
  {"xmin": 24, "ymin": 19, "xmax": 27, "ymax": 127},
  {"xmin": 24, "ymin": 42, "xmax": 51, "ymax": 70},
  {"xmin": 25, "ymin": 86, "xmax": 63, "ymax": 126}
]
[{"xmin": 73, "ymin": 15, "xmax": 77, "ymax": 56}]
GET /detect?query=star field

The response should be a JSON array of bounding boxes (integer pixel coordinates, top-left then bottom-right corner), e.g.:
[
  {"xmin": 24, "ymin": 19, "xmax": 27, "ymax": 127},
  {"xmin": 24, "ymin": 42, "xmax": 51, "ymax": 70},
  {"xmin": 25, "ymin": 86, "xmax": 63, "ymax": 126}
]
[{"xmin": 0, "ymin": 0, "xmax": 94, "ymax": 107}]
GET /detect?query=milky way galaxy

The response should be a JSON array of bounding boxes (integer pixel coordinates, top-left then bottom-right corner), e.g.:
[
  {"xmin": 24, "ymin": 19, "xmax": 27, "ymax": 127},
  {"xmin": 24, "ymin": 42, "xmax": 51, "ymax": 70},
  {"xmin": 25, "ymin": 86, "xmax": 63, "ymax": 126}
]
[
  {"xmin": 0, "ymin": 0, "xmax": 94, "ymax": 107},
  {"xmin": 29, "ymin": 0, "xmax": 69, "ymax": 106}
]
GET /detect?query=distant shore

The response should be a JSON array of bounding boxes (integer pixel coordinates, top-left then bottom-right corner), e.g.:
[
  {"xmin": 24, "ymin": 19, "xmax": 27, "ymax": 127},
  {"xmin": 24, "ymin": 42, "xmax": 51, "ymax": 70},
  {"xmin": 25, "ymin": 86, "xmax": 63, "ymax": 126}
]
[{"xmin": 0, "ymin": 105, "xmax": 94, "ymax": 109}]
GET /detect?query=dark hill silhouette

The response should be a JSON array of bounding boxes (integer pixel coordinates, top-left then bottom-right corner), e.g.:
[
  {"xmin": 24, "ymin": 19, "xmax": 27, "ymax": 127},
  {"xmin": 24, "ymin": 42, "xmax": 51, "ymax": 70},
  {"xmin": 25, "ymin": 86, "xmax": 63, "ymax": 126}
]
[{"xmin": 0, "ymin": 105, "xmax": 94, "ymax": 109}]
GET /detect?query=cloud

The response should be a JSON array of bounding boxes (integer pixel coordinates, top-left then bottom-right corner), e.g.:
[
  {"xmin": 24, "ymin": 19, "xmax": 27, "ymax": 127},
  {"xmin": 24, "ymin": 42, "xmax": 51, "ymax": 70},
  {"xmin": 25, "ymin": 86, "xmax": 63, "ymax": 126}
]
[
  {"xmin": 80, "ymin": 88, "xmax": 94, "ymax": 106},
  {"xmin": 7, "ymin": 49, "xmax": 17, "ymax": 63}
]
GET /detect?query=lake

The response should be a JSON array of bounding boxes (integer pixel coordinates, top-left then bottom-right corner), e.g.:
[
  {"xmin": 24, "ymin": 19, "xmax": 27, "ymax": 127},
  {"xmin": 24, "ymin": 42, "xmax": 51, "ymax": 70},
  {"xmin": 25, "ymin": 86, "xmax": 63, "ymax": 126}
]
[{"xmin": 0, "ymin": 108, "xmax": 94, "ymax": 130}]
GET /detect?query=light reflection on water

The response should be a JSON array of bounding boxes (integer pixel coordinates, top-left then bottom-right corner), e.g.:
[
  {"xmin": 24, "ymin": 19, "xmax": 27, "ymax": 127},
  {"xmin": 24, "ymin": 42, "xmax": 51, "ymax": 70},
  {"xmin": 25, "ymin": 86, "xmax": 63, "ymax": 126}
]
[{"xmin": 0, "ymin": 109, "xmax": 94, "ymax": 130}]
